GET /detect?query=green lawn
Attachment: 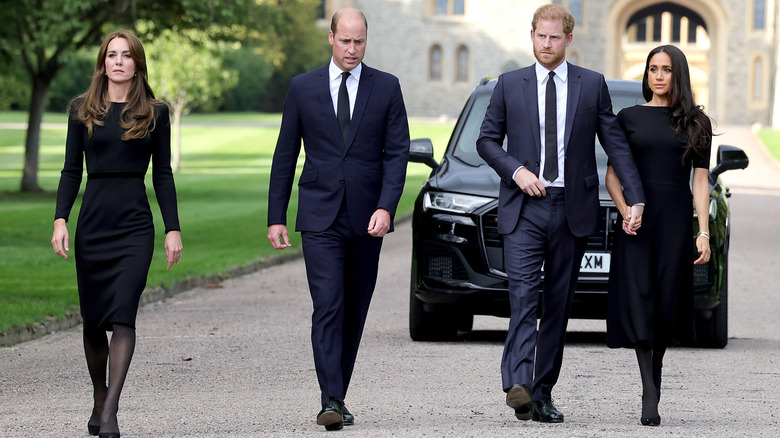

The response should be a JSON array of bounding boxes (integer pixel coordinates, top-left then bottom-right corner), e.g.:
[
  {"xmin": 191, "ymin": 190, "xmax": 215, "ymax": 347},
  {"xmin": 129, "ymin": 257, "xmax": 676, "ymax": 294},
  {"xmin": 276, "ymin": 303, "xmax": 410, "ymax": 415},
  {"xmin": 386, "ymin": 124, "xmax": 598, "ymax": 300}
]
[
  {"xmin": 758, "ymin": 129, "xmax": 780, "ymax": 162},
  {"xmin": 0, "ymin": 113, "xmax": 453, "ymax": 332}
]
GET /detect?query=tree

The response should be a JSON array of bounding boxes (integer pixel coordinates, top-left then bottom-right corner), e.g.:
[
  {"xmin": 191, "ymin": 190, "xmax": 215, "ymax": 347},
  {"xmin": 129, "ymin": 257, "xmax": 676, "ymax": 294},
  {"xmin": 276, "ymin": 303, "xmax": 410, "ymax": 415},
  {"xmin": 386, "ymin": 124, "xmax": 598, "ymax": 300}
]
[
  {"xmin": 145, "ymin": 27, "xmax": 238, "ymax": 172},
  {"xmin": 0, "ymin": 0, "xmax": 252, "ymax": 192}
]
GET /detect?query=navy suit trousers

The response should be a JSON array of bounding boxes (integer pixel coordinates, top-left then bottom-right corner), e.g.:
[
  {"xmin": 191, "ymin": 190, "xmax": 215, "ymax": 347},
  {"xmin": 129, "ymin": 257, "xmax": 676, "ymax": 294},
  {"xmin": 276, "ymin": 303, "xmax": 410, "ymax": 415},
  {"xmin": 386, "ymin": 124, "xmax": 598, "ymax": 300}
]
[
  {"xmin": 501, "ymin": 188, "xmax": 587, "ymax": 400},
  {"xmin": 301, "ymin": 197, "xmax": 383, "ymax": 404}
]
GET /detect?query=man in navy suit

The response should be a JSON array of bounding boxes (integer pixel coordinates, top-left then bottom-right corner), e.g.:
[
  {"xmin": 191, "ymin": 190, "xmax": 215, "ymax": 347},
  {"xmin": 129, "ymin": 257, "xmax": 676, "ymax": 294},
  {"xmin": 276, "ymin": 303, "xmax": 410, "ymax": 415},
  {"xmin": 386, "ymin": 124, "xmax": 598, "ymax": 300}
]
[
  {"xmin": 477, "ymin": 4, "xmax": 645, "ymax": 423},
  {"xmin": 267, "ymin": 7, "xmax": 409, "ymax": 432}
]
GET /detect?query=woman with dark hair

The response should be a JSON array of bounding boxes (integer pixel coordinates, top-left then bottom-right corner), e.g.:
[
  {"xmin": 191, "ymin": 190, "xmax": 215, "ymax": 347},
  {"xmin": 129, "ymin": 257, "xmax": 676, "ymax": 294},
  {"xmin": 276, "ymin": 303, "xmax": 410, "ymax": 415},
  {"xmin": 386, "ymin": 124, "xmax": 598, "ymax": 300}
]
[
  {"xmin": 51, "ymin": 29, "xmax": 182, "ymax": 438},
  {"xmin": 605, "ymin": 44, "xmax": 712, "ymax": 426}
]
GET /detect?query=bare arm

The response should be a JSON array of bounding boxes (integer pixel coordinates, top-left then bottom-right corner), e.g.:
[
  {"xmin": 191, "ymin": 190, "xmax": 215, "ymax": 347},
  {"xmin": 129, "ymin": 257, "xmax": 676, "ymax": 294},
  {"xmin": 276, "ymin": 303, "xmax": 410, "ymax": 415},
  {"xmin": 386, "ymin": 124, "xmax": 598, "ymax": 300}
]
[{"xmin": 692, "ymin": 167, "xmax": 711, "ymax": 264}]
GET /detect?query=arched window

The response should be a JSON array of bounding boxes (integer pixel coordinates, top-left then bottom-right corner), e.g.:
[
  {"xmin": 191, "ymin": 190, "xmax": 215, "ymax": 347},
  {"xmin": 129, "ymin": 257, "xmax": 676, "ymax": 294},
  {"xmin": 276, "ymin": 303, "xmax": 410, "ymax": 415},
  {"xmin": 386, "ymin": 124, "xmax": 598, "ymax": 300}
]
[
  {"xmin": 430, "ymin": 45, "xmax": 442, "ymax": 81},
  {"xmin": 753, "ymin": 0, "xmax": 766, "ymax": 30},
  {"xmin": 456, "ymin": 45, "xmax": 469, "ymax": 82}
]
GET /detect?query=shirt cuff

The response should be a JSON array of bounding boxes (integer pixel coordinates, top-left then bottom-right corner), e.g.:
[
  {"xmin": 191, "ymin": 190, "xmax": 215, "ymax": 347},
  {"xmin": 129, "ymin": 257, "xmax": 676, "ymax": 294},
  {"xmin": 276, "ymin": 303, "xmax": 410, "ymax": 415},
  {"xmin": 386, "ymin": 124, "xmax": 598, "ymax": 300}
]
[{"xmin": 511, "ymin": 166, "xmax": 525, "ymax": 181}]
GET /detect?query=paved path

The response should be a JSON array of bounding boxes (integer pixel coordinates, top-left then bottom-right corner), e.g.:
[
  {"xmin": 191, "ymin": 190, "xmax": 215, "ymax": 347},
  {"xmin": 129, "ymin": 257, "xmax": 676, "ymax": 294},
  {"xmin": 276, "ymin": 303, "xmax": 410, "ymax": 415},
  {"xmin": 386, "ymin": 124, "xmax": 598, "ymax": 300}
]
[{"xmin": 1, "ymin": 126, "xmax": 779, "ymax": 437}]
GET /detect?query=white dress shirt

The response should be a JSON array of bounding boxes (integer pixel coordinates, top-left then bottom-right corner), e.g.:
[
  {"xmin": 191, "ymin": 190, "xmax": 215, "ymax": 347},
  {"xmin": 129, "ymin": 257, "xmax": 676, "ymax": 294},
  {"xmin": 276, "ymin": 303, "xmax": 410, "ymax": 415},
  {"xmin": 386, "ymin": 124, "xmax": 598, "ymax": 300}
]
[
  {"xmin": 512, "ymin": 62, "xmax": 569, "ymax": 187},
  {"xmin": 536, "ymin": 61, "xmax": 568, "ymax": 187},
  {"xmin": 329, "ymin": 59, "xmax": 361, "ymax": 118}
]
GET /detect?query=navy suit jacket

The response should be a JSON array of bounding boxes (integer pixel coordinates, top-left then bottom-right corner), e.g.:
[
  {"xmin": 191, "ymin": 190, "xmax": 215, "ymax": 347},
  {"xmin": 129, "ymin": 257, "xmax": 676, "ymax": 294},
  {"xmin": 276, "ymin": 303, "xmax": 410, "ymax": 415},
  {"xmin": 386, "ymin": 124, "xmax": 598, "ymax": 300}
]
[
  {"xmin": 268, "ymin": 63, "xmax": 410, "ymax": 235},
  {"xmin": 477, "ymin": 63, "xmax": 645, "ymax": 237}
]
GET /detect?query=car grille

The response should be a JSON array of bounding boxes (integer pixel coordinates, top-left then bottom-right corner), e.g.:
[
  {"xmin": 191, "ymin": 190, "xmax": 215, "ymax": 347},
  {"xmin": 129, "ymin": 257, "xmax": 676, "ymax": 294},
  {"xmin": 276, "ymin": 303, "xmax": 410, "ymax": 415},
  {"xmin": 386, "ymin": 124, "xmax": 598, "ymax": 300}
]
[
  {"xmin": 480, "ymin": 205, "xmax": 618, "ymax": 274},
  {"xmin": 692, "ymin": 250, "xmax": 714, "ymax": 290},
  {"xmin": 424, "ymin": 246, "xmax": 469, "ymax": 280}
]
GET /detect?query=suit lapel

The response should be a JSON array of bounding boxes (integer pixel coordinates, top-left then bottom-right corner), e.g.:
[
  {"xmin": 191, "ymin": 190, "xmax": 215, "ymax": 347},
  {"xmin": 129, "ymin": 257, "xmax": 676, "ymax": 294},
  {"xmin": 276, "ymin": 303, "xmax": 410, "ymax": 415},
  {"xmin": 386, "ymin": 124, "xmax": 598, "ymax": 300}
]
[
  {"xmin": 564, "ymin": 65, "xmax": 581, "ymax": 151},
  {"xmin": 346, "ymin": 64, "xmax": 373, "ymax": 150},
  {"xmin": 521, "ymin": 68, "xmax": 542, "ymax": 158},
  {"xmin": 316, "ymin": 65, "xmax": 345, "ymax": 145}
]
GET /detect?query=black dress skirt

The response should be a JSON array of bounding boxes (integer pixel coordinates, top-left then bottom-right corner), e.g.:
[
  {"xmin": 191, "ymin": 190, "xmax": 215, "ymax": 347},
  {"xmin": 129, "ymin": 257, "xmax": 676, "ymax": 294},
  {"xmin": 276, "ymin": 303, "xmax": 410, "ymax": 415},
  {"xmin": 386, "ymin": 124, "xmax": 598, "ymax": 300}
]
[
  {"xmin": 606, "ymin": 105, "xmax": 710, "ymax": 348},
  {"xmin": 55, "ymin": 101, "xmax": 180, "ymax": 331}
]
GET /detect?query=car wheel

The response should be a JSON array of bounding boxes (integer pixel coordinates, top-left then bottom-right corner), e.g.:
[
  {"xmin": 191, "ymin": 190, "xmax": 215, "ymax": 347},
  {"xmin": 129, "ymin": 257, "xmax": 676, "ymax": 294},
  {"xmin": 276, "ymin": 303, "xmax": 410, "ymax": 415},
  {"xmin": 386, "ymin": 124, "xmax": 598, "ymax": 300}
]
[
  {"xmin": 409, "ymin": 280, "xmax": 459, "ymax": 341},
  {"xmin": 709, "ymin": 259, "xmax": 728, "ymax": 348},
  {"xmin": 695, "ymin": 259, "xmax": 728, "ymax": 349}
]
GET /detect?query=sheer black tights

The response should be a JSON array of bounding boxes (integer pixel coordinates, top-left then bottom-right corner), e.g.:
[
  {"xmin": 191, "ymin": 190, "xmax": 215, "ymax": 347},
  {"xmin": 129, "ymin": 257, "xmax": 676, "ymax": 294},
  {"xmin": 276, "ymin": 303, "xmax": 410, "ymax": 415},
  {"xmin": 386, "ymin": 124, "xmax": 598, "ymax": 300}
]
[
  {"xmin": 635, "ymin": 346, "xmax": 666, "ymax": 420},
  {"xmin": 83, "ymin": 324, "xmax": 136, "ymax": 434}
]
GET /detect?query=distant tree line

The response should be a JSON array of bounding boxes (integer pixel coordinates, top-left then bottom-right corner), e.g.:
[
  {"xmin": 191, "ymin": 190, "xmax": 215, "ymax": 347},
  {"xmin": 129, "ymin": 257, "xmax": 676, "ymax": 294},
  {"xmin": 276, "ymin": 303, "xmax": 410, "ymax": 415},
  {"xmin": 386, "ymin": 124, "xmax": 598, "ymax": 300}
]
[{"xmin": 0, "ymin": 0, "xmax": 329, "ymax": 191}]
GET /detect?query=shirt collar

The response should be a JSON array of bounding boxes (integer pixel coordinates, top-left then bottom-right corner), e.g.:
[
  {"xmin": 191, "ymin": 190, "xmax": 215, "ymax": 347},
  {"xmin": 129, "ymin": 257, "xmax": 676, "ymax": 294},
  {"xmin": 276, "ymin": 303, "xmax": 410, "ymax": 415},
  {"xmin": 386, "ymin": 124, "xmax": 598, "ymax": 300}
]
[
  {"xmin": 329, "ymin": 58, "xmax": 362, "ymax": 82},
  {"xmin": 535, "ymin": 61, "xmax": 568, "ymax": 84}
]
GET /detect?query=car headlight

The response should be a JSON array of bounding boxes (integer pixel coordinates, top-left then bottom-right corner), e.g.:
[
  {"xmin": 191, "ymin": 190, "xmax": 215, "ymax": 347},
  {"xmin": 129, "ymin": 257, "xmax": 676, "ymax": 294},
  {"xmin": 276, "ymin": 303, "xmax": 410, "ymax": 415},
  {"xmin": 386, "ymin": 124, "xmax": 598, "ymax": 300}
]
[{"xmin": 423, "ymin": 191, "xmax": 493, "ymax": 214}]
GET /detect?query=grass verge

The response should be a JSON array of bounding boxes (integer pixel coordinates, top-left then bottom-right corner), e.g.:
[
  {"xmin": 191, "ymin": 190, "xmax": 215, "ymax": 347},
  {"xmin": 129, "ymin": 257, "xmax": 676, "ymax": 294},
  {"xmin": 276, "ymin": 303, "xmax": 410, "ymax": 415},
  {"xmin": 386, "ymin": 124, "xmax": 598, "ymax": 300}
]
[{"xmin": 0, "ymin": 113, "xmax": 453, "ymax": 333}]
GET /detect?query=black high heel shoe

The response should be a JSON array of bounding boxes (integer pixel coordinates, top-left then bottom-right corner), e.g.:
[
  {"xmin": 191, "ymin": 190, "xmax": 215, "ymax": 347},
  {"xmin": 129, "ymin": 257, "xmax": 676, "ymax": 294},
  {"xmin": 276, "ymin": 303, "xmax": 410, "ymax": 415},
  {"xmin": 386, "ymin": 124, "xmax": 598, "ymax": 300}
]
[
  {"xmin": 87, "ymin": 423, "xmax": 100, "ymax": 435},
  {"xmin": 640, "ymin": 392, "xmax": 660, "ymax": 426}
]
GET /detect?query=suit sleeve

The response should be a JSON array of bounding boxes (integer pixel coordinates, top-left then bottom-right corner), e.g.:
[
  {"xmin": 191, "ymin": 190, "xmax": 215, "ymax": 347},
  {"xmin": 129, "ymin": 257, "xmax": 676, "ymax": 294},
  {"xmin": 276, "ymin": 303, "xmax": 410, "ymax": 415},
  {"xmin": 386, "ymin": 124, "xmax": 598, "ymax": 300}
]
[
  {"xmin": 267, "ymin": 79, "xmax": 303, "ymax": 226},
  {"xmin": 375, "ymin": 78, "xmax": 410, "ymax": 218},
  {"xmin": 477, "ymin": 75, "xmax": 524, "ymax": 182},
  {"xmin": 596, "ymin": 76, "xmax": 645, "ymax": 205}
]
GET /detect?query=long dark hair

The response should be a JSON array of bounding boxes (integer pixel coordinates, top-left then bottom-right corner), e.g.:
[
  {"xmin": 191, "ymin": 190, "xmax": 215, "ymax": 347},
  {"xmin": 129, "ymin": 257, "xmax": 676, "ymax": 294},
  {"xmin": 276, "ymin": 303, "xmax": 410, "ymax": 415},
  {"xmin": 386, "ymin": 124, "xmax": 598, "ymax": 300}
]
[
  {"xmin": 641, "ymin": 45, "xmax": 712, "ymax": 162},
  {"xmin": 71, "ymin": 29, "xmax": 161, "ymax": 141}
]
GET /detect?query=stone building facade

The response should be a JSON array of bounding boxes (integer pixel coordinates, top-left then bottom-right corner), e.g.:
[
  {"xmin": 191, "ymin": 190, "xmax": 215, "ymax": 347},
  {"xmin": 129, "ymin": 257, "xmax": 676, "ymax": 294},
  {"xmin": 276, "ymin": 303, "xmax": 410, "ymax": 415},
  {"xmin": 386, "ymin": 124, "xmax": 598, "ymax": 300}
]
[{"xmin": 320, "ymin": 0, "xmax": 779, "ymax": 126}]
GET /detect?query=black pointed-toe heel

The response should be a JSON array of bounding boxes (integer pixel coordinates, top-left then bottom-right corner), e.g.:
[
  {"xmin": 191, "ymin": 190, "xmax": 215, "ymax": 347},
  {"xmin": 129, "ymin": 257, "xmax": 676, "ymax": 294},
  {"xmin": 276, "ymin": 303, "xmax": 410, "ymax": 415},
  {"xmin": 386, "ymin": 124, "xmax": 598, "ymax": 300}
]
[
  {"xmin": 641, "ymin": 416, "xmax": 661, "ymax": 426},
  {"xmin": 87, "ymin": 423, "xmax": 100, "ymax": 436}
]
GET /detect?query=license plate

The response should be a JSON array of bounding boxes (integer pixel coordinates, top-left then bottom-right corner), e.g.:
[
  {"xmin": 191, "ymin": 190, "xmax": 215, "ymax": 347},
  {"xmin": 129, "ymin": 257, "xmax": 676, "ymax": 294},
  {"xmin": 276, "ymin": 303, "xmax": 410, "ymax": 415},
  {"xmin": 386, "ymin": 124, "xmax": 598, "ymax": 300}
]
[{"xmin": 580, "ymin": 253, "xmax": 610, "ymax": 273}]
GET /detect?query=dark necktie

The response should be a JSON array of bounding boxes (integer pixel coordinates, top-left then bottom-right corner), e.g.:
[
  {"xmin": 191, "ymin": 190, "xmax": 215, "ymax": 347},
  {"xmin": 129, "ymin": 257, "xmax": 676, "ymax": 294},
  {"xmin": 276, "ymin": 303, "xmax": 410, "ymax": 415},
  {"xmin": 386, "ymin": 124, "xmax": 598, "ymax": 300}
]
[
  {"xmin": 543, "ymin": 71, "xmax": 558, "ymax": 182},
  {"xmin": 338, "ymin": 71, "xmax": 351, "ymax": 143}
]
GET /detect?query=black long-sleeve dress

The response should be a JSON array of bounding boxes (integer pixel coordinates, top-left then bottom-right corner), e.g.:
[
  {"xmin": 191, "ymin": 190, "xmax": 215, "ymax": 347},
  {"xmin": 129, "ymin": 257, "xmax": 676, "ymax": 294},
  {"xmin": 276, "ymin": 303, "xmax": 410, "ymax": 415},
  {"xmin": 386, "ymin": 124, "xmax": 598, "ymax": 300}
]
[
  {"xmin": 55, "ymin": 101, "xmax": 180, "ymax": 331},
  {"xmin": 607, "ymin": 105, "xmax": 711, "ymax": 348}
]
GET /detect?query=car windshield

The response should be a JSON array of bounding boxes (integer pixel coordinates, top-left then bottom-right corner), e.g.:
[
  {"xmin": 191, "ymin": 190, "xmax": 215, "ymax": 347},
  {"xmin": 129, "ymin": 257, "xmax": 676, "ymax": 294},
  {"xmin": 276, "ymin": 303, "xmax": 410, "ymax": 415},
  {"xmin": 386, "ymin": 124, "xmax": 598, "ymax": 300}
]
[{"xmin": 451, "ymin": 87, "xmax": 645, "ymax": 167}]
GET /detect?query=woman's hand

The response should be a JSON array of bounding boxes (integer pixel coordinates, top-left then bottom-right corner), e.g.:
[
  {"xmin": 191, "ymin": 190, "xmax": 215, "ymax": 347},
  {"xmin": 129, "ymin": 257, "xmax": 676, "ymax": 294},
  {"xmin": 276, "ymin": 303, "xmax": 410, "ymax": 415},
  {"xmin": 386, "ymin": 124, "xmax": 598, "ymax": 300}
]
[
  {"xmin": 52, "ymin": 219, "xmax": 70, "ymax": 259},
  {"xmin": 164, "ymin": 230, "xmax": 183, "ymax": 270},
  {"xmin": 694, "ymin": 235, "xmax": 711, "ymax": 264}
]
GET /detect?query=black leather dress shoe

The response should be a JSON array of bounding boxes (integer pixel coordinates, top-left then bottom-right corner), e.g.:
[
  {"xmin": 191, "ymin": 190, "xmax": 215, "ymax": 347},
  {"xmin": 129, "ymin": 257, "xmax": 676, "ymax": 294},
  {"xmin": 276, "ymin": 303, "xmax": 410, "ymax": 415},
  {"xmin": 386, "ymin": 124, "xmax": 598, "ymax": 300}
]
[
  {"xmin": 342, "ymin": 405, "xmax": 354, "ymax": 426},
  {"xmin": 532, "ymin": 399, "xmax": 564, "ymax": 423},
  {"xmin": 505, "ymin": 385, "xmax": 534, "ymax": 421},
  {"xmin": 317, "ymin": 399, "xmax": 344, "ymax": 431}
]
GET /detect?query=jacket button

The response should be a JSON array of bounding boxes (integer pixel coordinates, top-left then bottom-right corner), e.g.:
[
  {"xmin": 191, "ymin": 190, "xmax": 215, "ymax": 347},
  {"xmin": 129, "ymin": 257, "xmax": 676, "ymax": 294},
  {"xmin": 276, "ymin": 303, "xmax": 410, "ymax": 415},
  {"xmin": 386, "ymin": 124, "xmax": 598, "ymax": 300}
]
[
  {"xmin": 343, "ymin": 157, "xmax": 348, "ymax": 161},
  {"xmin": 340, "ymin": 178, "xmax": 345, "ymax": 184}
]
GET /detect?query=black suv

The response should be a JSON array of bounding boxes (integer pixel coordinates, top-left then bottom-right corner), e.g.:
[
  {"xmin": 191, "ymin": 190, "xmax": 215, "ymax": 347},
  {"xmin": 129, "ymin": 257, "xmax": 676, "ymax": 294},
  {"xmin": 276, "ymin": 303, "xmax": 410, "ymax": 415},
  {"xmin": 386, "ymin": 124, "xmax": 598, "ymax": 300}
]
[{"xmin": 409, "ymin": 78, "xmax": 749, "ymax": 348}]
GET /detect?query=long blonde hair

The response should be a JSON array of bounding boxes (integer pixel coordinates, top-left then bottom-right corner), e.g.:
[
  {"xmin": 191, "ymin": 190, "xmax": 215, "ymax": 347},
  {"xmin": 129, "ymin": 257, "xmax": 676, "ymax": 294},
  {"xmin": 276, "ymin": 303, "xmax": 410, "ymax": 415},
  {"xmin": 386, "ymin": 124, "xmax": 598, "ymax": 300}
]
[{"xmin": 72, "ymin": 29, "xmax": 161, "ymax": 140}]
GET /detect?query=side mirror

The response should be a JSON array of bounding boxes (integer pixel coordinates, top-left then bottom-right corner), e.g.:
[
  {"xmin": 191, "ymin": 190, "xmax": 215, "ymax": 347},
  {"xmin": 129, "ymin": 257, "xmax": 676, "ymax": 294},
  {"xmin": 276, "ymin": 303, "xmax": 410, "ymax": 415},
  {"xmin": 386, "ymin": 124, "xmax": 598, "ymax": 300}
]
[
  {"xmin": 710, "ymin": 145, "xmax": 749, "ymax": 183},
  {"xmin": 409, "ymin": 138, "xmax": 438, "ymax": 169}
]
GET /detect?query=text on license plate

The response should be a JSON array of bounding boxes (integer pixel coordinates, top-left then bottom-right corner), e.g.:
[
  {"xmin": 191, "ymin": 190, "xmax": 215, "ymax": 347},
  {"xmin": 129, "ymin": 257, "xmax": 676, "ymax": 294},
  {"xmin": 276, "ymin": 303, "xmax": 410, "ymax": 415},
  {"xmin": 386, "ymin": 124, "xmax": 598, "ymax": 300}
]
[{"xmin": 580, "ymin": 253, "xmax": 610, "ymax": 273}]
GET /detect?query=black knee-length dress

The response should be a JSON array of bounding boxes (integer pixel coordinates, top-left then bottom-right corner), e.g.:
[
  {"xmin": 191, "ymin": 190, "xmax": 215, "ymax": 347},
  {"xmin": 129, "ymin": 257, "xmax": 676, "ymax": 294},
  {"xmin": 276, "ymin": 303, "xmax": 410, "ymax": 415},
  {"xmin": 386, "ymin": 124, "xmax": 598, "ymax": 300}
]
[
  {"xmin": 55, "ymin": 101, "xmax": 180, "ymax": 331},
  {"xmin": 606, "ymin": 105, "xmax": 710, "ymax": 348}
]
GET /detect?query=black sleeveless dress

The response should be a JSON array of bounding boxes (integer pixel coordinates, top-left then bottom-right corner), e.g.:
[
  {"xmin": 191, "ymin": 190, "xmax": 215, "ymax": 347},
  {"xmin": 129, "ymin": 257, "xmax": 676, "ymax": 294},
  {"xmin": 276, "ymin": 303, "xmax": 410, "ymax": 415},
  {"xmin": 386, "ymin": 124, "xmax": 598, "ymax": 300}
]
[
  {"xmin": 55, "ymin": 102, "xmax": 180, "ymax": 331},
  {"xmin": 606, "ymin": 105, "xmax": 710, "ymax": 348}
]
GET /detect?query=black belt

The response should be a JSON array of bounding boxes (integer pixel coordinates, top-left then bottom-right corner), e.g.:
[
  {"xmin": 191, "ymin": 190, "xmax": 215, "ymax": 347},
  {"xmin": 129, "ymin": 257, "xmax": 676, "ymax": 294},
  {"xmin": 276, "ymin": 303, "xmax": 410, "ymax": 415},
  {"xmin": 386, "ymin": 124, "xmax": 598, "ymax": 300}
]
[{"xmin": 88, "ymin": 172, "xmax": 144, "ymax": 180}]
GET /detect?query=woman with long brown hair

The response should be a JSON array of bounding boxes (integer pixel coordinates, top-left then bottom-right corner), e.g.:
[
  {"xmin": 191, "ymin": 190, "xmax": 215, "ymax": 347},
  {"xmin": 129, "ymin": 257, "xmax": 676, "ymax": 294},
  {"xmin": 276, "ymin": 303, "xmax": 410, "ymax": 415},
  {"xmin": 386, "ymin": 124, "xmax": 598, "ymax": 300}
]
[
  {"xmin": 606, "ymin": 44, "xmax": 712, "ymax": 426},
  {"xmin": 51, "ymin": 29, "xmax": 182, "ymax": 438}
]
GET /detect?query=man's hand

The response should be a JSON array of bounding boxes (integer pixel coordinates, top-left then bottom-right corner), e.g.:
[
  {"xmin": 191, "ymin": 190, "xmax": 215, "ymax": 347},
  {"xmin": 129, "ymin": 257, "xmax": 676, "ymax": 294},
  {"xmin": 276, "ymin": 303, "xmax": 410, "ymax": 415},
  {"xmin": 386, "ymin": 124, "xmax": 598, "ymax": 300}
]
[
  {"xmin": 268, "ymin": 224, "xmax": 291, "ymax": 249},
  {"xmin": 367, "ymin": 208, "xmax": 391, "ymax": 237},
  {"xmin": 513, "ymin": 168, "xmax": 547, "ymax": 197}
]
